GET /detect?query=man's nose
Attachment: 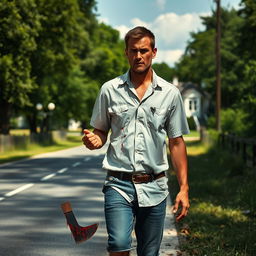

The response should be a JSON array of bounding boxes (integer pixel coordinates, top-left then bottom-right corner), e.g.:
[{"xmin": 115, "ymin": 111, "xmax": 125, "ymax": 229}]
[{"xmin": 135, "ymin": 51, "xmax": 142, "ymax": 59}]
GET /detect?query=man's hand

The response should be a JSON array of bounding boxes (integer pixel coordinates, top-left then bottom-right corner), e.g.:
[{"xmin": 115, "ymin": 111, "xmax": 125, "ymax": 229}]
[
  {"xmin": 173, "ymin": 188, "xmax": 190, "ymax": 221},
  {"xmin": 82, "ymin": 129, "xmax": 104, "ymax": 150}
]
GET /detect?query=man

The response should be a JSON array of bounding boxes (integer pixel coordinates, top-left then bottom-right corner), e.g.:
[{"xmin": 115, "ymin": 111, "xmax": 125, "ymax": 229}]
[{"xmin": 82, "ymin": 26, "xmax": 190, "ymax": 256}]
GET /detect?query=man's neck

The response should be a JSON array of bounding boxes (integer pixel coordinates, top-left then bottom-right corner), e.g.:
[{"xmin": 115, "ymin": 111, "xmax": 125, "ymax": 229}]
[{"xmin": 130, "ymin": 68, "xmax": 153, "ymax": 89}]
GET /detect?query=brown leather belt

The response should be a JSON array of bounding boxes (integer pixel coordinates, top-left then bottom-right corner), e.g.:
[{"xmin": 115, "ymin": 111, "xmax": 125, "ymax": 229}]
[{"xmin": 108, "ymin": 171, "xmax": 165, "ymax": 184}]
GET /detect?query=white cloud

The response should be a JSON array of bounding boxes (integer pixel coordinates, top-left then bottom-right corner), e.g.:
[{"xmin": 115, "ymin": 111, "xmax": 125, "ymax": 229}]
[
  {"xmin": 114, "ymin": 11, "xmax": 210, "ymax": 66},
  {"xmin": 154, "ymin": 49, "xmax": 184, "ymax": 67},
  {"xmin": 152, "ymin": 12, "xmax": 205, "ymax": 49},
  {"xmin": 131, "ymin": 18, "xmax": 148, "ymax": 28},
  {"xmin": 115, "ymin": 25, "xmax": 130, "ymax": 38},
  {"xmin": 115, "ymin": 12, "xmax": 208, "ymax": 48}
]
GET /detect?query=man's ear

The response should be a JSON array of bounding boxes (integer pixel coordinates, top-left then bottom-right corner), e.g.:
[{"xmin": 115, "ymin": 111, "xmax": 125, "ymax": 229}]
[{"xmin": 152, "ymin": 48, "xmax": 157, "ymax": 59}]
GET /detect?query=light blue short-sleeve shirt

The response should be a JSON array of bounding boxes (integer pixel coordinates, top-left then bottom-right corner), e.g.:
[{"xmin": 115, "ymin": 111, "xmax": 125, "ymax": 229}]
[{"xmin": 90, "ymin": 70, "xmax": 189, "ymax": 207}]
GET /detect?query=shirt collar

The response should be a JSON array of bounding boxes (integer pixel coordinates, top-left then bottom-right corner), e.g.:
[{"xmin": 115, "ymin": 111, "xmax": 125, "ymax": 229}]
[{"xmin": 120, "ymin": 69, "xmax": 161, "ymax": 89}]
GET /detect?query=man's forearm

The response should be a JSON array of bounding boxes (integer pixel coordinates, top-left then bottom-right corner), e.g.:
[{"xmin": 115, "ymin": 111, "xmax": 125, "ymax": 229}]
[
  {"xmin": 169, "ymin": 136, "xmax": 190, "ymax": 221},
  {"xmin": 169, "ymin": 136, "xmax": 189, "ymax": 191}
]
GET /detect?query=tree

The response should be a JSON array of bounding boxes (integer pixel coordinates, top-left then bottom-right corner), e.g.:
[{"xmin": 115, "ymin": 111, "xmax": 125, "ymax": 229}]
[
  {"xmin": 152, "ymin": 62, "xmax": 175, "ymax": 82},
  {"xmin": 0, "ymin": 0, "xmax": 41, "ymax": 134},
  {"xmin": 238, "ymin": 0, "xmax": 256, "ymax": 61},
  {"xmin": 175, "ymin": 8, "xmax": 244, "ymax": 108},
  {"xmin": 82, "ymin": 23, "xmax": 129, "ymax": 85},
  {"xmin": 48, "ymin": 65, "xmax": 99, "ymax": 130},
  {"xmin": 24, "ymin": 0, "xmax": 96, "ymax": 133}
]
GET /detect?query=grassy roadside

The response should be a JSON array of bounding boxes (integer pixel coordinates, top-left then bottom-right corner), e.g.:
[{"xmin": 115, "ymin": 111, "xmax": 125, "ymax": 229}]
[
  {"xmin": 168, "ymin": 140, "xmax": 256, "ymax": 256},
  {"xmin": 184, "ymin": 130, "xmax": 200, "ymax": 138},
  {"xmin": 0, "ymin": 134, "xmax": 82, "ymax": 164}
]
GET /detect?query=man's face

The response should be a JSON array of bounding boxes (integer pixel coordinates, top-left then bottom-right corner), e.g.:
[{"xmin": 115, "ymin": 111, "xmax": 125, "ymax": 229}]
[{"xmin": 125, "ymin": 36, "xmax": 157, "ymax": 74}]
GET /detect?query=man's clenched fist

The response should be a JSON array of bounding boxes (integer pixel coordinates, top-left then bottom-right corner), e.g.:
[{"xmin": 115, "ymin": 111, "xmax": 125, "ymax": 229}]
[{"xmin": 82, "ymin": 129, "xmax": 107, "ymax": 150}]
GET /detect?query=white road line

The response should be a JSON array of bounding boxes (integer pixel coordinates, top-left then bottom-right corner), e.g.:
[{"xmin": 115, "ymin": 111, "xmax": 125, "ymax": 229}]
[
  {"xmin": 72, "ymin": 162, "xmax": 81, "ymax": 167},
  {"xmin": 41, "ymin": 173, "xmax": 56, "ymax": 181},
  {"xmin": 84, "ymin": 157, "xmax": 92, "ymax": 161},
  {"xmin": 58, "ymin": 167, "xmax": 68, "ymax": 174},
  {"xmin": 1, "ymin": 165, "xmax": 71, "ymax": 202},
  {"xmin": 5, "ymin": 183, "xmax": 35, "ymax": 197}
]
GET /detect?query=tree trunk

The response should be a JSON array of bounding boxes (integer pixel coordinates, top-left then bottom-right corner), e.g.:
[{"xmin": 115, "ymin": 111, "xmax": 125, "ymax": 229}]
[{"xmin": 0, "ymin": 99, "xmax": 11, "ymax": 135}]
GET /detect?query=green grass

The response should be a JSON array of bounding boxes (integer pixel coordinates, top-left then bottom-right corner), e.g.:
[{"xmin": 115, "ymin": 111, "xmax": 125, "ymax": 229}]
[
  {"xmin": 0, "ymin": 135, "xmax": 82, "ymax": 164},
  {"xmin": 184, "ymin": 130, "xmax": 200, "ymax": 138},
  {"xmin": 168, "ymin": 140, "xmax": 256, "ymax": 256},
  {"xmin": 9, "ymin": 129, "xmax": 31, "ymax": 135}
]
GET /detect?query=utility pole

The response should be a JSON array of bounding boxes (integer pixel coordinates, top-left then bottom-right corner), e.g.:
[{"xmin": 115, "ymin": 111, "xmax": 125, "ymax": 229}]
[{"xmin": 215, "ymin": 0, "xmax": 221, "ymax": 131}]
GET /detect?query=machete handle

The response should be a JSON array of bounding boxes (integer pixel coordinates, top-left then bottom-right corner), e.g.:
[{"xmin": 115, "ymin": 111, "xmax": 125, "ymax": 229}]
[{"xmin": 61, "ymin": 201, "xmax": 72, "ymax": 213}]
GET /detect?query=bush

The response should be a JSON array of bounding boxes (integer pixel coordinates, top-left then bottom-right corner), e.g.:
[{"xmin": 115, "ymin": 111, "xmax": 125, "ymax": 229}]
[{"xmin": 207, "ymin": 108, "xmax": 248, "ymax": 136}]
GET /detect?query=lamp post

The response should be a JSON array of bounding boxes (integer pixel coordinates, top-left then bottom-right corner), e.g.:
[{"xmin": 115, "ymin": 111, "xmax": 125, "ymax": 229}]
[
  {"xmin": 47, "ymin": 102, "xmax": 55, "ymax": 132},
  {"xmin": 36, "ymin": 102, "xmax": 55, "ymax": 133}
]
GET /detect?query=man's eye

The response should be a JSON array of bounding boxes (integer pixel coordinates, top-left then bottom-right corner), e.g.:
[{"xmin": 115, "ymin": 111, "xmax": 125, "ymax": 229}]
[{"xmin": 140, "ymin": 49, "xmax": 148, "ymax": 54}]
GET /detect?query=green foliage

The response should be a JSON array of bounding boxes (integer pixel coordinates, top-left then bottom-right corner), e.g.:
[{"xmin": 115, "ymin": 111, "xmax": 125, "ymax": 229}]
[
  {"xmin": 0, "ymin": 0, "xmax": 40, "ymax": 105},
  {"xmin": 239, "ymin": 60, "xmax": 256, "ymax": 136},
  {"xmin": 175, "ymin": 5, "xmax": 256, "ymax": 135},
  {"xmin": 0, "ymin": 0, "xmax": 128, "ymax": 134},
  {"xmin": 207, "ymin": 108, "xmax": 248, "ymax": 136},
  {"xmin": 55, "ymin": 65, "xmax": 99, "ymax": 127},
  {"xmin": 23, "ymin": 0, "xmax": 94, "ymax": 132},
  {"xmin": 152, "ymin": 62, "xmax": 175, "ymax": 81},
  {"xmin": 221, "ymin": 108, "xmax": 247, "ymax": 135},
  {"xmin": 176, "ymin": 8, "xmax": 244, "ymax": 109},
  {"xmin": 175, "ymin": 28, "xmax": 215, "ymax": 87},
  {"xmin": 0, "ymin": 0, "xmax": 42, "ymax": 133},
  {"xmin": 83, "ymin": 23, "xmax": 129, "ymax": 85},
  {"xmin": 238, "ymin": 0, "xmax": 256, "ymax": 60}
]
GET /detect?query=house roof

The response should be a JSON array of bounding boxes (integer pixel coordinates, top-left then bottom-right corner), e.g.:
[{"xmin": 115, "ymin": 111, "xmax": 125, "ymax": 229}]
[{"xmin": 176, "ymin": 82, "xmax": 210, "ymax": 98}]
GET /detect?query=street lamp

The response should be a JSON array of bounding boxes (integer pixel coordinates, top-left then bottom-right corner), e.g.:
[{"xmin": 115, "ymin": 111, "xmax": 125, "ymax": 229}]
[
  {"xmin": 36, "ymin": 103, "xmax": 43, "ymax": 111},
  {"xmin": 47, "ymin": 102, "xmax": 55, "ymax": 132},
  {"xmin": 36, "ymin": 102, "xmax": 56, "ymax": 132},
  {"xmin": 48, "ymin": 102, "xmax": 55, "ymax": 111}
]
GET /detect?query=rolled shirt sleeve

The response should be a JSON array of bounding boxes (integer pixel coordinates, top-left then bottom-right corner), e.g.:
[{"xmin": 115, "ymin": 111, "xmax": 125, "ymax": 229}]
[
  {"xmin": 90, "ymin": 83, "xmax": 111, "ymax": 133},
  {"xmin": 166, "ymin": 88, "xmax": 190, "ymax": 138}
]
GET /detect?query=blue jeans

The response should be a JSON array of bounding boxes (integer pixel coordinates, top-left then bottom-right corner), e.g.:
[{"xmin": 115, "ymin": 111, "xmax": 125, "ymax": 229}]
[{"xmin": 103, "ymin": 185, "xmax": 166, "ymax": 256}]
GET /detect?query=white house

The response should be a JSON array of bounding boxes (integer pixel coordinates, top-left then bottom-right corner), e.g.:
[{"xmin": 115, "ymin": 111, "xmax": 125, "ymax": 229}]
[{"xmin": 174, "ymin": 79, "xmax": 210, "ymax": 129}]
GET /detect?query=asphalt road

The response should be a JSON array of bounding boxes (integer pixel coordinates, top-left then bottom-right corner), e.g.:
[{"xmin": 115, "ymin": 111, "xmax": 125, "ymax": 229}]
[{"xmin": 0, "ymin": 144, "xmax": 109, "ymax": 256}]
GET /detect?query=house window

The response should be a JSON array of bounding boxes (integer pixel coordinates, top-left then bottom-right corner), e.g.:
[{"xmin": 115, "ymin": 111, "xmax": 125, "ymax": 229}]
[
  {"xmin": 189, "ymin": 98, "xmax": 198, "ymax": 111},
  {"xmin": 189, "ymin": 100, "xmax": 193, "ymax": 110},
  {"xmin": 194, "ymin": 100, "xmax": 197, "ymax": 110}
]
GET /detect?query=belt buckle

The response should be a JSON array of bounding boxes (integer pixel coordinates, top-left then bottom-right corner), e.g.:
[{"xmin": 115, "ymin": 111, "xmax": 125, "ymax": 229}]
[
  {"xmin": 132, "ymin": 173, "xmax": 138, "ymax": 184},
  {"xmin": 132, "ymin": 173, "xmax": 154, "ymax": 184}
]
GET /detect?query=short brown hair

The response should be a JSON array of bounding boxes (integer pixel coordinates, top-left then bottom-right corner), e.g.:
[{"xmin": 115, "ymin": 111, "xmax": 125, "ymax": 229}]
[{"xmin": 124, "ymin": 26, "xmax": 155, "ymax": 50}]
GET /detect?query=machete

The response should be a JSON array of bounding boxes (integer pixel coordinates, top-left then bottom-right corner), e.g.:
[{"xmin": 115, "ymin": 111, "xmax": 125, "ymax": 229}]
[{"xmin": 61, "ymin": 201, "xmax": 98, "ymax": 244}]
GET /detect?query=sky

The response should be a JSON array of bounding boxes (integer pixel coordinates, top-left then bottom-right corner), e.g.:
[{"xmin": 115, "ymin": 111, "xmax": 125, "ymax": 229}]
[{"xmin": 95, "ymin": 0, "xmax": 242, "ymax": 67}]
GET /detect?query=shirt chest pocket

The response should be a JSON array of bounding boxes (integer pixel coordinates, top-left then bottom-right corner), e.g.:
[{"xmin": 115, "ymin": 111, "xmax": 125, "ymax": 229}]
[
  {"xmin": 108, "ymin": 104, "xmax": 130, "ymax": 129},
  {"xmin": 147, "ymin": 107, "xmax": 169, "ymax": 132}
]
